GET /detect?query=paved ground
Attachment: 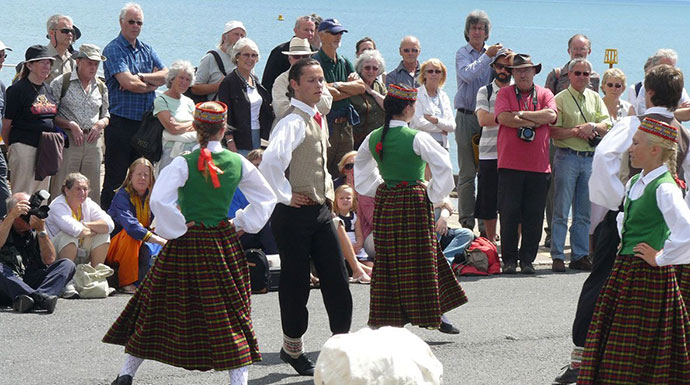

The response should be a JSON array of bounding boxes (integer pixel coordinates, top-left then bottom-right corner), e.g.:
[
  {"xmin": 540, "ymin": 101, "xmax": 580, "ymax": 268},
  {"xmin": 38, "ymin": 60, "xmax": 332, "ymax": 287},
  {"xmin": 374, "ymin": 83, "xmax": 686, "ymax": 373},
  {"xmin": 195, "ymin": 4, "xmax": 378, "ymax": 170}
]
[{"xmin": 1, "ymin": 262, "xmax": 589, "ymax": 385}]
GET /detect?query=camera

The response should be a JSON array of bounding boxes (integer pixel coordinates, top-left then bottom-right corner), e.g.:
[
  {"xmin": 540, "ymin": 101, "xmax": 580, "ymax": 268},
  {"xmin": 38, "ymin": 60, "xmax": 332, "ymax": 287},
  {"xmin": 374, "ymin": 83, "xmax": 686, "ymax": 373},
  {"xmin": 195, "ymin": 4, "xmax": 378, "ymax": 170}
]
[
  {"xmin": 588, "ymin": 132, "xmax": 602, "ymax": 147},
  {"xmin": 21, "ymin": 190, "xmax": 50, "ymax": 223},
  {"xmin": 517, "ymin": 126, "xmax": 535, "ymax": 142}
]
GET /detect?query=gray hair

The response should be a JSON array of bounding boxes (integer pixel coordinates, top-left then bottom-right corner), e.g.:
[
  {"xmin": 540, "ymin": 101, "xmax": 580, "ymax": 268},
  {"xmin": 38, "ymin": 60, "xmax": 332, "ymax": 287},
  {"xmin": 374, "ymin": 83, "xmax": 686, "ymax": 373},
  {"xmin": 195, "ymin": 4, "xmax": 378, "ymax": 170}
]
[
  {"xmin": 6, "ymin": 193, "xmax": 30, "ymax": 213},
  {"xmin": 355, "ymin": 49, "xmax": 385, "ymax": 76},
  {"xmin": 166, "ymin": 60, "xmax": 195, "ymax": 88},
  {"xmin": 231, "ymin": 37, "xmax": 260, "ymax": 65},
  {"xmin": 464, "ymin": 10, "xmax": 491, "ymax": 42},
  {"xmin": 568, "ymin": 58, "xmax": 592, "ymax": 72},
  {"xmin": 294, "ymin": 15, "xmax": 315, "ymax": 29},
  {"xmin": 119, "ymin": 2, "xmax": 144, "ymax": 21},
  {"xmin": 46, "ymin": 14, "xmax": 73, "ymax": 33},
  {"xmin": 61, "ymin": 173, "xmax": 90, "ymax": 196},
  {"xmin": 651, "ymin": 49, "xmax": 678, "ymax": 67}
]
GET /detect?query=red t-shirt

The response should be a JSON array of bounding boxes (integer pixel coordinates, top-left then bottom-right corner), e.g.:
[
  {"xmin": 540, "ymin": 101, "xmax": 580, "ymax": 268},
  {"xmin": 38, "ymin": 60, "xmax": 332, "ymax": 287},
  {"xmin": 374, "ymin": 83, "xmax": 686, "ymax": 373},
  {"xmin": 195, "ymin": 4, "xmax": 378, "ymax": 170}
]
[{"xmin": 494, "ymin": 84, "xmax": 556, "ymax": 173}]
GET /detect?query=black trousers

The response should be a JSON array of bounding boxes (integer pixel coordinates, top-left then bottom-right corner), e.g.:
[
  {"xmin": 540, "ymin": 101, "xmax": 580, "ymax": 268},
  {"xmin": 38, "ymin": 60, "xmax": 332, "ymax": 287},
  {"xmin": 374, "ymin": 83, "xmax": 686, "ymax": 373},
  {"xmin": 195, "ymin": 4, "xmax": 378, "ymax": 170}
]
[
  {"xmin": 571, "ymin": 209, "xmax": 620, "ymax": 347},
  {"xmin": 271, "ymin": 203, "xmax": 352, "ymax": 338},
  {"xmin": 497, "ymin": 169, "xmax": 550, "ymax": 265},
  {"xmin": 101, "ymin": 115, "xmax": 141, "ymax": 210}
]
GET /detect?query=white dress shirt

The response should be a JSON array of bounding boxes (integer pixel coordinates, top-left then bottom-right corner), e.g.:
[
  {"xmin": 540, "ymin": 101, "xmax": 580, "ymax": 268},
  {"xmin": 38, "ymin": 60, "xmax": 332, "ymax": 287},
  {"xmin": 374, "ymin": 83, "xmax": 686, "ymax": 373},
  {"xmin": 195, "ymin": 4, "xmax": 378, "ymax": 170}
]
[
  {"xmin": 150, "ymin": 141, "xmax": 276, "ymax": 239},
  {"xmin": 46, "ymin": 195, "xmax": 115, "ymax": 238},
  {"xmin": 615, "ymin": 165, "xmax": 690, "ymax": 266},
  {"xmin": 410, "ymin": 85, "xmax": 456, "ymax": 148},
  {"xmin": 260, "ymin": 99, "xmax": 324, "ymax": 205},
  {"xmin": 354, "ymin": 120, "xmax": 454, "ymax": 204},
  {"xmin": 589, "ymin": 107, "xmax": 690, "ymax": 210},
  {"xmin": 630, "ymin": 84, "xmax": 690, "ymax": 115}
]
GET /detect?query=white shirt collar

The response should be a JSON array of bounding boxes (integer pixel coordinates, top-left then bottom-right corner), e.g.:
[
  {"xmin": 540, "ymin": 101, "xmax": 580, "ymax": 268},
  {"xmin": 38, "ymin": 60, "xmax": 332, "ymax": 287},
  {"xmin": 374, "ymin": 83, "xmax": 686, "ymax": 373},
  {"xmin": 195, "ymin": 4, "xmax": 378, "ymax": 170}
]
[
  {"xmin": 389, "ymin": 119, "xmax": 408, "ymax": 127},
  {"xmin": 290, "ymin": 98, "xmax": 318, "ymax": 117},
  {"xmin": 640, "ymin": 164, "xmax": 669, "ymax": 184},
  {"xmin": 642, "ymin": 106, "xmax": 673, "ymax": 117},
  {"xmin": 192, "ymin": 140, "xmax": 223, "ymax": 153}
]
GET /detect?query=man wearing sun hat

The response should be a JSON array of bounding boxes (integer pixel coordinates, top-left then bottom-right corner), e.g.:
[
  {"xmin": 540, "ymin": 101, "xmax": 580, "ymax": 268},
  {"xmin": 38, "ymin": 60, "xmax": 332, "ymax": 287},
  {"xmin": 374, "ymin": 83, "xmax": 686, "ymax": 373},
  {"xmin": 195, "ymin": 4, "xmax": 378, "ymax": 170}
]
[
  {"xmin": 190, "ymin": 20, "xmax": 245, "ymax": 102},
  {"xmin": 49, "ymin": 44, "xmax": 110, "ymax": 203},
  {"xmin": 272, "ymin": 37, "xmax": 332, "ymax": 120},
  {"xmin": 494, "ymin": 53, "xmax": 557, "ymax": 275}
]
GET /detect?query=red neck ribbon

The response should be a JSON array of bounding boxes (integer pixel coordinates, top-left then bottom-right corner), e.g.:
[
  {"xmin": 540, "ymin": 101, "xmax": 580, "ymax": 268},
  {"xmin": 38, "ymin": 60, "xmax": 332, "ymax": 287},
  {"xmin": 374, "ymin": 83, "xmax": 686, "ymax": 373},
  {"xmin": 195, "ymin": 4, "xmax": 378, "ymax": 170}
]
[{"xmin": 197, "ymin": 147, "xmax": 224, "ymax": 188}]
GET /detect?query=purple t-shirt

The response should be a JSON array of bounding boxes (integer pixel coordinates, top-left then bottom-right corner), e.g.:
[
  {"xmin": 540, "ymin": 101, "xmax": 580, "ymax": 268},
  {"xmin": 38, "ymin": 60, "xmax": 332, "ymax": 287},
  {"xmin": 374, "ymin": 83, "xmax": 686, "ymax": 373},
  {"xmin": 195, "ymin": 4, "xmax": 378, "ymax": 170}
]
[{"xmin": 494, "ymin": 84, "xmax": 556, "ymax": 173}]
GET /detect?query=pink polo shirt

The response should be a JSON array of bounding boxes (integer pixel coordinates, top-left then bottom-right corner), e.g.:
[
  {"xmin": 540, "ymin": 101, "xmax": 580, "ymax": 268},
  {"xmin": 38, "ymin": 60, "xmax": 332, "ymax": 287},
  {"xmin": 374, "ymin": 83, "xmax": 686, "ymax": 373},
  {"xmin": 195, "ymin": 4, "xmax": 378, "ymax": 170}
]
[{"xmin": 494, "ymin": 84, "xmax": 556, "ymax": 173}]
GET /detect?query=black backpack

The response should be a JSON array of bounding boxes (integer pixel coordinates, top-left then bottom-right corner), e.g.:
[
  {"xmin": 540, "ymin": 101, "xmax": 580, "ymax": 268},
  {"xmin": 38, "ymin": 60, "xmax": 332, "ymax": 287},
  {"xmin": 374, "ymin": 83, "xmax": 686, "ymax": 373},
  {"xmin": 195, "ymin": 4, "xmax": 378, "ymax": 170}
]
[
  {"xmin": 245, "ymin": 248, "xmax": 269, "ymax": 294},
  {"xmin": 184, "ymin": 50, "xmax": 227, "ymax": 104}
]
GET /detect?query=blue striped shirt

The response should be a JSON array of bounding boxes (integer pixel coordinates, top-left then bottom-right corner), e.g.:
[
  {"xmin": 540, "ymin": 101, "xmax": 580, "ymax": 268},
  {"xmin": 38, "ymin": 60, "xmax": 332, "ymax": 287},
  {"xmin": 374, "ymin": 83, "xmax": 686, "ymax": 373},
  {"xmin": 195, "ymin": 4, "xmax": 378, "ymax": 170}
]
[
  {"xmin": 103, "ymin": 33, "xmax": 165, "ymax": 121},
  {"xmin": 453, "ymin": 43, "xmax": 492, "ymax": 110}
]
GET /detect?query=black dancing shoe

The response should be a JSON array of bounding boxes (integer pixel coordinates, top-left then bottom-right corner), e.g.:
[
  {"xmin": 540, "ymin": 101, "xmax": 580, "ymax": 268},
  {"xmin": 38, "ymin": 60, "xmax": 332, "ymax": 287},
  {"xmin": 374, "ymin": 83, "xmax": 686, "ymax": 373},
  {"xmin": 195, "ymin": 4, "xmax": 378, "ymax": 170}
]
[
  {"xmin": 30, "ymin": 292, "xmax": 58, "ymax": 314},
  {"xmin": 280, "ymin": 348, "xmax": 315, "ymax": 376},
  {"xmin": 439, "ymin": 321, "xmax": 460, "ymax": 334},
  {"xmin": 12, "ymin": 295, "xmax": 34, "ymax": 313},
  {"xmin": 552, "ymin": 365, "xmax": 579, "ymax": 384},
  {"xmin": 111, "ymin": 374, "xmax": 133, "ymax": 385}
]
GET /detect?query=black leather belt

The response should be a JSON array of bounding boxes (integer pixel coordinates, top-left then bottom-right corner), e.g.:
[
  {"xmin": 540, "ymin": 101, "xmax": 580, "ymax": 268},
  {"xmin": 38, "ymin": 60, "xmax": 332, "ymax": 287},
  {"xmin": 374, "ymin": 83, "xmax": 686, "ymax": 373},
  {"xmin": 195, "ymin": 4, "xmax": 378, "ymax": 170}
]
[{"xmin": 457, "ymin": 108, "xmax": 474, "ymax": 115}]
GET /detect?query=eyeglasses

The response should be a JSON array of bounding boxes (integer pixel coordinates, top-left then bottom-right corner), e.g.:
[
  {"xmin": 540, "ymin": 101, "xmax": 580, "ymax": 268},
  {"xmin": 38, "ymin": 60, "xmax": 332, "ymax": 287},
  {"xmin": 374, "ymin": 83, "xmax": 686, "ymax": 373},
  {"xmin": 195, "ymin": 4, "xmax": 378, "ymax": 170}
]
[
  {"xmin": 327, "ymin": 31, "xmax": 344, "ymax": 36},
  {"xmin": 493, "ymin": 63, "xmax": 507, "ymax": 70},
  {"xmin": 573, "ymin": 71, "xmax": 590, "ymax": 77},
  {"xmin": 343, "ymin": 163, "xmax": 354, "ymax": 170},
  {"xmin": 127, "ymin": 20, "xmax": 143, "ymax": 26},
  {"xmin": 58, "ymin": 28, "xmax": 75, "ymax": 35},
  {"xmin": 403, "ymin": 48, "xmax": 419, "ymax": 53},
  {"xmin": 606, "ymin": 82, "xmax": 623, "ymax": 88},
  {"xmin": 290, "ymin": 54, "xmax": 311, "ymax": 60},
  {"xmin": 363, "ymin": 65, "xmax": 379, "ymax": 72},
  {"xmin": 426, "ymin": 69, "xmax": 442, "ymax": 74},
  {"xmin": 240, "ymin": 52, "xmax": 259, "ymax": 59},
  {"xmin": 0, "ymin": 53, "xmax": 6, "ymax": 59}
]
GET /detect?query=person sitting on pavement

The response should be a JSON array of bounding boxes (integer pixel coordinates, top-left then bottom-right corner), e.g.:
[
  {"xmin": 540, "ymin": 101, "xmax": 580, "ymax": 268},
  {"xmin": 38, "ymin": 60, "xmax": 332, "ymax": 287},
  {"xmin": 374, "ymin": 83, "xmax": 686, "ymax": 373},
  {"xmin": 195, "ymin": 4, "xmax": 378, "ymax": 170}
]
[
  {"xmin": 106, "ymin": 158, "xmax": 167, "ymax": 295},
  {"xmin": 0, "ymin": 192, "xmax": 75, "ymax": 313},
  {"xmin": 46, "ymin": 173, "xmax": 114, "ymax": 297},
  {"xmin": 434, "ymin": 196, "xmax": 475, "ymax": 265}
]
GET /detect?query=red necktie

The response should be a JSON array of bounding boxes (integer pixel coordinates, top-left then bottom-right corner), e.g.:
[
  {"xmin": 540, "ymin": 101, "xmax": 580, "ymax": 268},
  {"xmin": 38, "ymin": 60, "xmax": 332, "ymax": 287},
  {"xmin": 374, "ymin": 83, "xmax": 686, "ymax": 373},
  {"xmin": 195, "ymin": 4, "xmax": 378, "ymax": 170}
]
[{"xmin": 314, "ymin": 112, "xmax": 322, "ymax": 128}]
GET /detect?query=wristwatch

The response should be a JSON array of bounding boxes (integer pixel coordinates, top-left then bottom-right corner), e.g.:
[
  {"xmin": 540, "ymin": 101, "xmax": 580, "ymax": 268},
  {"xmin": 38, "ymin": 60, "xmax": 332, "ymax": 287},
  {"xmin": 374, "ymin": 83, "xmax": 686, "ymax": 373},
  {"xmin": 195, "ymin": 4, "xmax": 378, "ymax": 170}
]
[
  {"xmin": 37, "ymin": 231, "xmax": 48, "ymax": 238},
  {"xmin": 518, "ymin": 111, "xmax": 524, "ymax": 119}
]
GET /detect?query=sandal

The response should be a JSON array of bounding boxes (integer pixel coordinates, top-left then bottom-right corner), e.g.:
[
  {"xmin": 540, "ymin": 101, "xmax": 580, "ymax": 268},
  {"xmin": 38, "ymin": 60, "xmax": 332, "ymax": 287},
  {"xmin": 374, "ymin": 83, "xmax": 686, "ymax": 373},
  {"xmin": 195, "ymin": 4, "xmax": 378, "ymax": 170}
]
[
  {"xmin": 350, "ymin": 272, "xmax": 371, "ymax": 284},
  {"xmin": 118, "ymin": 285, "xmax": 137, "ymax": 295}
]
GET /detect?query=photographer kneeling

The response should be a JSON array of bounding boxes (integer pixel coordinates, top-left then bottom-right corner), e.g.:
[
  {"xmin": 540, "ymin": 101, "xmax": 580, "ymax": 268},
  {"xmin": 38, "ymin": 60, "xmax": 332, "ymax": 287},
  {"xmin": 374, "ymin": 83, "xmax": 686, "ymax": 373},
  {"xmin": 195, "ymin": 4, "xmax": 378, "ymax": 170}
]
[
  {"xmin": 0, "ymin": 192, "xmax": 75, "ymax": 313},
  {"xmin": 46, "ymin": 173, "xmax": 114, "ymax": 297}
]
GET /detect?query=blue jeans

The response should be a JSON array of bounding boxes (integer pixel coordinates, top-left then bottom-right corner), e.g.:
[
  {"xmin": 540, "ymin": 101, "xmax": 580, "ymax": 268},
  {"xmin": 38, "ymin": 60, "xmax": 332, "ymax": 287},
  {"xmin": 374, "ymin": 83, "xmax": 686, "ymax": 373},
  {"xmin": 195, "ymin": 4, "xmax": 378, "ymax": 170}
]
[
  {"xmin": 440, "ymin": 227, "xmax": 475, "ymax": 264},
  {"xmin": 550, "ymin": 147, "xmax": 592, "ymax": 261}
]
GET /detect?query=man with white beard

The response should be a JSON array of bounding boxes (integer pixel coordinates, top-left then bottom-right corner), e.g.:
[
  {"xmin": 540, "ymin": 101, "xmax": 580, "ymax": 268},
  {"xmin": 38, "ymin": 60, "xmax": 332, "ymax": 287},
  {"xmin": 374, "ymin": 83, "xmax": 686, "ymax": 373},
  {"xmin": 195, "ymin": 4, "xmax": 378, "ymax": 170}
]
[{"xmin": 189, "ymin": 21, "xmax": 246, "ymax": 101}]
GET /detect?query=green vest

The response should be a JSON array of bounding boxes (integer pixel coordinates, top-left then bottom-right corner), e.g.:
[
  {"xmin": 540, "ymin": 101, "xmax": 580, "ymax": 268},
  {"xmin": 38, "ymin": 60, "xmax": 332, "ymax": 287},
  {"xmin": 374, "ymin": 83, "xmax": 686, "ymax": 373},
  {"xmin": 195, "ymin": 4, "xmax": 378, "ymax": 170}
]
[
  {"xmin": 619, "ymin": 171, "xmax": 675, "ymax": 255},
  {"xmin": 178, "ymin": 149, "xmax": 242, "ymax": 227},
  {"xmin": 369, "ymin": 125, "xmax": 425, "ymax": 187}
]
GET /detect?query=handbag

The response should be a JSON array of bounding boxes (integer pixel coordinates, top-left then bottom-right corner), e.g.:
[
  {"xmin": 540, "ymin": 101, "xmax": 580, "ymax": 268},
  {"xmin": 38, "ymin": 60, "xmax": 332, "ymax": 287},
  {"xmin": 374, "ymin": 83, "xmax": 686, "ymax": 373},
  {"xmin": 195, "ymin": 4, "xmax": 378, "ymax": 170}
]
[
  {"xmin": 73, "ymin": 263, "xmax": 116, "ymax": 298},
  {"xmin": 130, "ymin": 97, "xmax": 169, "ymax": 162}
]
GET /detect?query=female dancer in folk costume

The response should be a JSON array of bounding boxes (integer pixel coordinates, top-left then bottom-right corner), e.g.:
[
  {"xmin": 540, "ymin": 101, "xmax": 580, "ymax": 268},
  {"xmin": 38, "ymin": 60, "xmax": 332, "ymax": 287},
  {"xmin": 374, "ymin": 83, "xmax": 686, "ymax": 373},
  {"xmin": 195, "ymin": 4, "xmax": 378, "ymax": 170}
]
[
  {"xmin": 578, "ymin": 118, "xmax": 690, "ymax": 384},
  {"xmin": 103, "ymin": 101, "xmax": 277, "ymax": 385},
  {"xmin": 354, "ymin": 84, "xmax": 467, "ymax": 334}
]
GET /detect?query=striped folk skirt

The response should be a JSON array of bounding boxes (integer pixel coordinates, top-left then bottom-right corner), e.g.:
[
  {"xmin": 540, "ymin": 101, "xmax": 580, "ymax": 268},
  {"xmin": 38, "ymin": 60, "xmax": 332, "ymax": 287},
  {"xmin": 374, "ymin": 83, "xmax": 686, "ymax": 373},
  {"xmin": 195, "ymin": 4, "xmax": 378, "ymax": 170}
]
[
  {"xmin": 368, "ymin": 183, "xmax": 468, "ymax": 329},
  {"xmin": 578, "ymin": 255, "xmax": 690, "ymax": 384},
  {"xmin": 102, "ymin": 222, "xmax": 260, "ymax": 371}
]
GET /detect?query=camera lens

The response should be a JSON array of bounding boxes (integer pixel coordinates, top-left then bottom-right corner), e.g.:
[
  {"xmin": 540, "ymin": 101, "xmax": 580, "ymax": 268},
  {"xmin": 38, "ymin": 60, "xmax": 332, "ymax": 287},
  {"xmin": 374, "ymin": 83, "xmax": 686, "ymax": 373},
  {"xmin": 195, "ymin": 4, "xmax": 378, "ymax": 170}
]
[{"xmin": 524, "ymin": 129, "xmax": 533, "ymax": 138}]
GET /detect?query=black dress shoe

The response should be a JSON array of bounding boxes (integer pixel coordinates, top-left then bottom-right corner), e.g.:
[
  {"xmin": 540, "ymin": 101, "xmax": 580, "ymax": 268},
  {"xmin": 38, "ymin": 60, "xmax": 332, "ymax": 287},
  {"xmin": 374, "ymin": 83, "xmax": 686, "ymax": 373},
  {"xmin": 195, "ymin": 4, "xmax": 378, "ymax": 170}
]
[
  {"xmin": 520, "ymin": 263, "xmax": 535, "ymax": 275},
  {"xmin": 111, "ymin": 375, "xmax": 133, "ymax": 385},
  {"xmin": 280, "ymin": 348, "xmax": 315, "ymax": 376},
  {"xmin": 439, "ymin": 321, "xmax": 460, "ymax": 334},
  {"xmin": 552, "ymin": 365, "xmax": 579, "ymax": 384},
  {"xmin": 502, "ymin": 262, "xmax": 517, "ymax": 274},
  {"xmin": 31, "ymin": 292, "xmax": 58, "ymax": 314},
  {"xmin": 12, "ymin": 295, "xmax": 34, "ymax": 313}
]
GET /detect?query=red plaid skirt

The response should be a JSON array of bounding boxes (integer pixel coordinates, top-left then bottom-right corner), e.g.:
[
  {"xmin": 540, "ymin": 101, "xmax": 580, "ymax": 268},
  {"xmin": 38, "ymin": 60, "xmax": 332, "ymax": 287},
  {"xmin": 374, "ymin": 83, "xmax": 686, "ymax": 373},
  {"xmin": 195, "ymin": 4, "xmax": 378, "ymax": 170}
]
[
  {"xmin": 368, "ymin": 183, "xmax": 467, "ymax": 328},
  {"xmin": 578, "ymin": 255, "xmax": 690, "ymax": 384},
  {"xmin": 102, "ymin": 222, "xmax": 260, "ymax": 371}
]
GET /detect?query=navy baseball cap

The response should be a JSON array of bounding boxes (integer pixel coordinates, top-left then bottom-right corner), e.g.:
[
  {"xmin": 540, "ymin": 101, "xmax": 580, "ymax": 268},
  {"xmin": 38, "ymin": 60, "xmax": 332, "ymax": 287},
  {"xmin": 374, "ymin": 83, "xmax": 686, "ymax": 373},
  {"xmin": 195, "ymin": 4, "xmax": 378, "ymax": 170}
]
[{"xmin": 318, "ymin": 18, "xmax": 348, "ymax": 33}]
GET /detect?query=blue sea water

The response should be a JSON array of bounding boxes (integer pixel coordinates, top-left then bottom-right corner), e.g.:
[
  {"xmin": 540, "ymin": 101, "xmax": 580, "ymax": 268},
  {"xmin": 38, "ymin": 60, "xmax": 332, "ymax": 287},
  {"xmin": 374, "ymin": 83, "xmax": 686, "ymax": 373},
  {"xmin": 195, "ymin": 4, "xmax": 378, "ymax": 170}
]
[{"xmin": 2, "ymin": 0, "xmax": 690, "ymax": 171}]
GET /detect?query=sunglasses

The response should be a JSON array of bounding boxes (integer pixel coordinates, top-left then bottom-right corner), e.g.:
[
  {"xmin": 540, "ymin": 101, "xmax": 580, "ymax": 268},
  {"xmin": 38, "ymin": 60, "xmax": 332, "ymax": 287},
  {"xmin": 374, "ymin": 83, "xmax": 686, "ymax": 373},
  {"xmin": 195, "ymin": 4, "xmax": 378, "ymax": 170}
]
[
  {"xmin": 606, "ymin": 82, "xmax": 623, "ymax": 88},
  {"xmin": 240, "ymin": 52, "xmax": 259, "ymax": 59},
  {"xmin": 58, "ymin": 28, "xmax": 75, "ymax": 35},
  {"xmin": 493, "ymin": 63, "xmax": 507, "ymax": 70},
  {"xmin": 573, "ymin": 71, "xmax": 590, "ymax": 77},
  {"xmin": 127, "ymin": 20, "xmax": 144, "ymax": 26},
  {"xmin": 426, "ymin": 69, "xmax": 443, "ymax": 74},
  {"xmin": 403, "ymin": 48, "xmax": 419, "ymax": 53},
  {"xmin": 0, "ymin": 53, "xmax": 6, "ymax": 59},
  {"xmin": 343, "ymin": 163, "xmax": 354, "ymax": 171},
  {"xmin": 290, "ymin": 54, "xmax": 311, "ymax": 60},
  {"xmin": 327, "ymin": 31, "xmax": 344, "ymax": 36},
  {"xmin": 363, "ymin": 65, "xmax": 379, "ymax": 72}
]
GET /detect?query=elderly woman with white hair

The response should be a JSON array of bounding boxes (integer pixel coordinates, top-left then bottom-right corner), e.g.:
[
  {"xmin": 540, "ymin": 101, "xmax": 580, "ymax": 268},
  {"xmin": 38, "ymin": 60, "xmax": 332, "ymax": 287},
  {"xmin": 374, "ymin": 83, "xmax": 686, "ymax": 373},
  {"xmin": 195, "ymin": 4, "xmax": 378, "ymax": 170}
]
[
  {"xmin": 351, "ymin": 49, "xmax": 386, "ymax": 149},
  {"xmin": 218, "ymin": 37, "xmax": 274, "ymax": 155},
  {"xmin": 154, "ymin": 59, "xmax": 197, "ymax": 172},
  {"xmin": 410, "ymin": 58, "xmax": 456, "ymax": 149}
]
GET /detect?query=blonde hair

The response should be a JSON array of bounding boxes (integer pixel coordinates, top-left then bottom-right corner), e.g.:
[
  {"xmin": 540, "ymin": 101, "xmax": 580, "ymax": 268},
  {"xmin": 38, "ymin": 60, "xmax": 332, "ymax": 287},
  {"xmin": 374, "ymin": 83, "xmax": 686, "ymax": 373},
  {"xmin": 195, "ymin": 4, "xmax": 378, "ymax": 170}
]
[
  {"xmin": 418, "ymin": 58, "xmax": 447, "ymax": 88},
  {"xmin": 601, "ymin": 68, "xmax": 627, "ymax": 95},
  {"xmin": 333, "ymin": 184, "xmax": 358, "ymax": 213},
  {"xmin": 640, "ymin": 130, "xmax": 679, "ymax": 180},
  {"xmin": 118, "ymin": 157, "xmax": 156, "ymax": 202},
  {"xmin": 338, "ymin": 151, "xmax": 357, "ymax": 172}
]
